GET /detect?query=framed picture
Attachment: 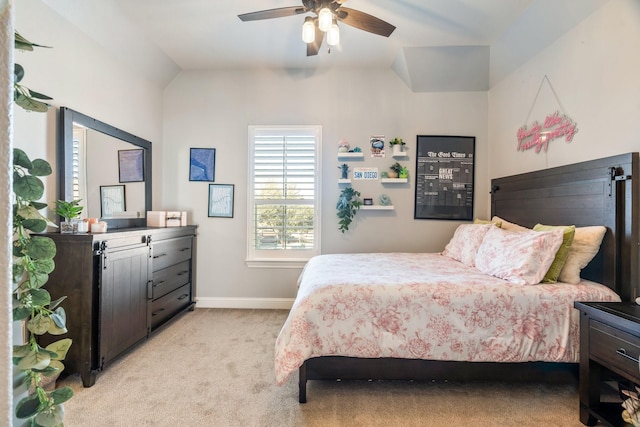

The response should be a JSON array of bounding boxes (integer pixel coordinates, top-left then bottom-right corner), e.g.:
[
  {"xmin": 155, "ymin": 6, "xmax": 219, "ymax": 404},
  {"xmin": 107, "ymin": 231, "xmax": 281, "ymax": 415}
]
[
  {"xmin": 100, "ymin": 185, "xmax": 126, "ymax": 218},
  {"xmin": 208, "ymin": 184, "xmax": 234, "ymax": 218},
  {"xmin": 414, "ymin": 135, "xmax": 475, "ymax": 220},
  {"xmin": 189, "ymin": 148, "xmax": 216, "ymax": 182},
  {"xmin": 118, "ymin": 149, "xmax": 145, "ymax": 183}
]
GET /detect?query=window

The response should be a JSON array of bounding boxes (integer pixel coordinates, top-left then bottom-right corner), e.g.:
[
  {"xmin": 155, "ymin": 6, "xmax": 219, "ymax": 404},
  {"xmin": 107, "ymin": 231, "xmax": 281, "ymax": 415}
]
[
  {"xmin": 72, "ymin": 127, "xmax": 87, "ymax": 203},
  {"xmin": 247, "ymin": 126, "xmax": 322, "ymax": 267}
]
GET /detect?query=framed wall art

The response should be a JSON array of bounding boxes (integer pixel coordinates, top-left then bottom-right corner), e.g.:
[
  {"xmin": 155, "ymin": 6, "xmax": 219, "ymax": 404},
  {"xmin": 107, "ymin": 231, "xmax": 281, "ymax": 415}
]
[
  {"xmin": 118, "ymin": 149, "xmax": 145, "ymax": 183},
  {"xmin": 414, "ymin": 135, "xmax": 475, "ymax": 220},
  {"xmin": 100, "ymin": 185, "xmax": 126, "ymax": 218},
  {"xmin": 208, "ymin": 184, "xmax": 234, "ymax": 218},
  {"xmin": 189, "ymin": 148, "xmax": 216, "ymax": 182}
]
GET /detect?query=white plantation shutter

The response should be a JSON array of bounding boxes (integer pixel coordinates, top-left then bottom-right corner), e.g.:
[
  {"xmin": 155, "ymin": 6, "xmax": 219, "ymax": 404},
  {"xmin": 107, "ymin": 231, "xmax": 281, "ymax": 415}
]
[{"xmin": 247, "ymin": 126, "xmax": 321, "ymax": 266}]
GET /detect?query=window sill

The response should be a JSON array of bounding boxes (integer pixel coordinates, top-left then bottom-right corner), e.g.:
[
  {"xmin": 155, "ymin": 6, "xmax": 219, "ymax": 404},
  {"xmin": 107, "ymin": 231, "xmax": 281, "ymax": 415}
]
[{"xmin": 245, "ymin": 258, "xmax": 309, "ymax": 269}]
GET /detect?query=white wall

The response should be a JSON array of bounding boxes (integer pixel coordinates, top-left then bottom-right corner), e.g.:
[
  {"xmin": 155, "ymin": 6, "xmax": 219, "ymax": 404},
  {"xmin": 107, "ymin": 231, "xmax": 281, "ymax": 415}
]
[
  {"xmin": 488, "ymin": 0, "xmax": 640, "ymax": 178},
  {"xmin": 13, "ymin": 0, "xmax": 165, "ymax": 216},
  {"xmin": 163, "ymin": 69, "xmax": 489, "ymax": 304}
]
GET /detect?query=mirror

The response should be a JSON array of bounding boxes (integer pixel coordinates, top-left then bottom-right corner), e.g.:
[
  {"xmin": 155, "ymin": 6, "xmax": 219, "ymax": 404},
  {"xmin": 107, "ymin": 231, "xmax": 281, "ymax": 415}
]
[{"xmin": 59, "ymin": 107, "xmax": 152, "ymax": 229}]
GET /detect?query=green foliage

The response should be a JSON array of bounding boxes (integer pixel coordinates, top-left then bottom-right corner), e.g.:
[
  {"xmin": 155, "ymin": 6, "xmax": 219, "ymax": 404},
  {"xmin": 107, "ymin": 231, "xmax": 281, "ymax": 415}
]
[
  {"xmin": 12, "ymin": 82, "xmax": 74, "ymax": 422},
  {"xmin": 14, "ymin": 32, "xmax": 52, "ymax": 113},
  {"xmin": 389, "ymin": 137, "xmax": 405, "ymax": 145},
  {"xmin": 55, "ymin": 199, "xmax": 83, "ymax": 222},
  {"xmin": 12, "ymin": 29, "xmax": 77, "ymax": 422},
  {"xmin": 390, "ymin": 162, "xmax": 403, "ymax": 173},
  {"xmin": 336, "ymin": 187, "xmax": 362, "ymax": 233}
]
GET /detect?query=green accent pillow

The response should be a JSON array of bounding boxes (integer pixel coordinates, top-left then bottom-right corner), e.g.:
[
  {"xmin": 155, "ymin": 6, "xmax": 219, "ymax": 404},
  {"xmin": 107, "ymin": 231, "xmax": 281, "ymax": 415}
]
[
  {"xmin": 533, "ymin": 224, "xmax": 576, "ymax": 283},
  {"xmin": 474, "ymin": 218, "xmax": 502, "ymax": 228}
]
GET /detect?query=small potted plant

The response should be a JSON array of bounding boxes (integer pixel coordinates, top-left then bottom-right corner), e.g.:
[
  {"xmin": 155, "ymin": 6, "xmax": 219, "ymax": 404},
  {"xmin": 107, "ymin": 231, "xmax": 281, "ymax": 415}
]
[
  {"xmin": 56, "ymin": 199, "xmax": 83, "ymax": 233},
  {"xmin": 389, "ymin": 137, "xmax": 406, "ymax": 155},
  {"xmin": 338, "ymin": 163, "xmax": 349, "ymax": 180},
  {"xmin": 389, "ymin": 162, "xmax": 403, "ymax": 178}
]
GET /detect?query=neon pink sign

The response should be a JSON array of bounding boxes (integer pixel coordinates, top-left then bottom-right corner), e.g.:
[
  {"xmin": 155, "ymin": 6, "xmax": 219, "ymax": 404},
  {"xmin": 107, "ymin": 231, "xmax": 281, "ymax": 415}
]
[{"xmin": 516, "ymin": 111, "xmax": 578, "ymax": 153}]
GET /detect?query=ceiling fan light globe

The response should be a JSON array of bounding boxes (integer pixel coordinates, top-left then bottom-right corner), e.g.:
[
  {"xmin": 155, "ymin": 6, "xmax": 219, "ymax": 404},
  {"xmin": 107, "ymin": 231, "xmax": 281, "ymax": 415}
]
[
  {"xmin": 327, "ymin": 23, "xmax": 340, "ymax": 46},
  {"xmin": 318, "ymin": 8, "xmax": 332, "ymax": 32},
  {"xmin": 302, "ymin": 17, "xmax": 315, "ymax": 43}
]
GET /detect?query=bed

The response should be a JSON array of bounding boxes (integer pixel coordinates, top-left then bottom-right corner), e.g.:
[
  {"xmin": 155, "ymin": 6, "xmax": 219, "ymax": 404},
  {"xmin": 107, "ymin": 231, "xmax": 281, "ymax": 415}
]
[{"xmin": 276, "ymin": 152, "xmax": 640, "ymax": 403}]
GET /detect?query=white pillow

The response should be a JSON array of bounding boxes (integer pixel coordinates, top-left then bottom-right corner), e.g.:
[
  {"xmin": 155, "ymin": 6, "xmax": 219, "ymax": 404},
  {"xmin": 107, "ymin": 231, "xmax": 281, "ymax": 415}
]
[
  {"xmin": 442, "ymin": 223, "xmax": 493, "ymax": 267},
  {"xmin": 557, "ymin": 226, "xmax": 607, "ymax": 284},
  {"xmin": 475, "ymin": 226, "xmax": 565, "ymax": 285}
]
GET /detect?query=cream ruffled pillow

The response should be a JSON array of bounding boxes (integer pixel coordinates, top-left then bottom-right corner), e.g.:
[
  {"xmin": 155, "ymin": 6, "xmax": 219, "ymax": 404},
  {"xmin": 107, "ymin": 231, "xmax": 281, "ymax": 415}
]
[
  {"xmin": 557, "ymin": 226, "xmax": 606, "ymax": 284},
  {"xmin": 491, "ymin": 216, "xmax": 528, "ymax": 232}
]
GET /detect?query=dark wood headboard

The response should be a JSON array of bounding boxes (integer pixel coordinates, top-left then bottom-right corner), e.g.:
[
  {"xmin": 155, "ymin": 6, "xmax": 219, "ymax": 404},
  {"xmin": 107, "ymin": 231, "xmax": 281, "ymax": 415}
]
[{"xmin": 491, "ymin": 153, "xmax": 639, "ymax": 301}]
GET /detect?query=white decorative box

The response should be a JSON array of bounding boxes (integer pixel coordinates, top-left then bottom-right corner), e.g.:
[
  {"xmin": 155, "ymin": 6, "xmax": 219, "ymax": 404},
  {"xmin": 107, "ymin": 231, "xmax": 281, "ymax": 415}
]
[
  {"xmin": 147, "ymin": 211, "xmax": 167, "ymax": 227},
  {"xmin": 147, "ymin": 211, "xmax": 188, "ymax": 227},
  {"xmin": 166, "ymin": 211, "xmax": 187, "ymax": 227}
]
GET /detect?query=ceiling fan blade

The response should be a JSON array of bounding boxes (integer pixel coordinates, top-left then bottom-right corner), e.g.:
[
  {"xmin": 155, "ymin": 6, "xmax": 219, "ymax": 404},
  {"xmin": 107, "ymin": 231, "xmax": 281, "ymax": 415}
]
[
  {"xmin": 336, "ymin": 7, "xmax": 396, "ymax": 37},
  {"xmin": 238, "ymin": 6, "xmax": 306, "ymax": 22},
  {"xmin": 307, "ymin": 23, "xmax": 325, "ymax": 56}
]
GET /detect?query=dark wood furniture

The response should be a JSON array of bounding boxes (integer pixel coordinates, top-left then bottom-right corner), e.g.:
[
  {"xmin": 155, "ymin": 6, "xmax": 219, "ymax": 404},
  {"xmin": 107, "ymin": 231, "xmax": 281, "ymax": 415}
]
[
  {"xmin": 40, "ymin": 226, "xmax": 197, "ymax": 387},
  {"xmin": 575, "ymin": 302, "xmax": 640, "ymax": 426},
  {"xmin": 298, "ymin": 152, "xmax": 640, "ymax": 403}
]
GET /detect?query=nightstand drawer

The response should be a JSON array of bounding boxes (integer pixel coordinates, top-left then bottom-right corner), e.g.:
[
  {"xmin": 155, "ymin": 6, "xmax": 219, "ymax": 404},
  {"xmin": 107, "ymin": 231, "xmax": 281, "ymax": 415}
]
[{"xmin": 590, "ymin": 320, "xmax": 640, "ymax": 382}]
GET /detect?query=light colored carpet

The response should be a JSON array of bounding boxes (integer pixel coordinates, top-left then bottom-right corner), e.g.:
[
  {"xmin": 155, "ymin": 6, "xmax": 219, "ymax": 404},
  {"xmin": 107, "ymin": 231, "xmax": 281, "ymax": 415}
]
[{"xmin": 58, "ymin": 308, "xmax": 592, "ymax": 426}]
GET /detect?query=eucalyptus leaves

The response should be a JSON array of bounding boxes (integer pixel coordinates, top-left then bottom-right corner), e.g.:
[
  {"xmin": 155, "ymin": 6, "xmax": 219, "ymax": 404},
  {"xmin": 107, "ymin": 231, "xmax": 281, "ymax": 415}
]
[
  {"xmin": 12, "ymin": 150, "xmax": 73, "ymax": 424},
  {"xmin": 336, "ymin": 187, "xmax": 362, "ymax": 233},
  {"xmin": 14, "ymin": 32, "xmax": 53, "ymax": 112}
]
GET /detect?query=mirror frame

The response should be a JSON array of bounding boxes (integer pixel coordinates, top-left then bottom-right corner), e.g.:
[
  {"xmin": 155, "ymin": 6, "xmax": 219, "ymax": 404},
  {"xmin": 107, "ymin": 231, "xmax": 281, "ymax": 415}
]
[{"xmin": 59, "ymin": 106, "xmax": 152, "ymax": 229}]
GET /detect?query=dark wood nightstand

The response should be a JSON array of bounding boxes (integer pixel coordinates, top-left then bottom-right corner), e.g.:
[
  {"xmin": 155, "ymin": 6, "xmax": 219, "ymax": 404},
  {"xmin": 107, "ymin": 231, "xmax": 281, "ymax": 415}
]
[{"xmin": 574, "ymin": 302, "xmax": 640, "ymax": 426}]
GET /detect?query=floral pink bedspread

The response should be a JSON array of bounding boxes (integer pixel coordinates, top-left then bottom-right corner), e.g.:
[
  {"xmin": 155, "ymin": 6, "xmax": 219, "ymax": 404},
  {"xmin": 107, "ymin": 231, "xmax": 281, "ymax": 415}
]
[{"xmin": 274, "ymin": 253, "xmax": 620, "ymax": 385}]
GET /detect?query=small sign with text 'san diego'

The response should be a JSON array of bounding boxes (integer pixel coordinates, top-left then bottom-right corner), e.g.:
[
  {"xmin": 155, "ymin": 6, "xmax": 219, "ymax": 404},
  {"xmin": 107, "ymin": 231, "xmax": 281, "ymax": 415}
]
[{"xmin": 353, "ymin": 168, "xmax": 379, "ymax": 180}]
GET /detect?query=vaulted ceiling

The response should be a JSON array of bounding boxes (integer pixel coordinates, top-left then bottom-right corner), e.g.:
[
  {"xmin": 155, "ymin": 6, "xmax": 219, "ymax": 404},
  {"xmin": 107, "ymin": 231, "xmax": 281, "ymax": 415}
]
[{"xmin": 39, "ymin": 0, "xmax": 609, "ymax": 90}]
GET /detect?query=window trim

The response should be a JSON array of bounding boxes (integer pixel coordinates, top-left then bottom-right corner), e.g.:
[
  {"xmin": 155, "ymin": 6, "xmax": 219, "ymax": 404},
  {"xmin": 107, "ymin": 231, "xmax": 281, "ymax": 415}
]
[{"xmin": 246, "ymin": 125, "xmax": 322, "ymax": 268}]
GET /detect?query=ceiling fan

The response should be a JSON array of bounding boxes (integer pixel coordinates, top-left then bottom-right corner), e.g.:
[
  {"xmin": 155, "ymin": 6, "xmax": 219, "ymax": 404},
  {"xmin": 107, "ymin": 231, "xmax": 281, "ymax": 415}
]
[{"xmin": 238, "ymin": 0, "xmax": 396, "ymax": 56}]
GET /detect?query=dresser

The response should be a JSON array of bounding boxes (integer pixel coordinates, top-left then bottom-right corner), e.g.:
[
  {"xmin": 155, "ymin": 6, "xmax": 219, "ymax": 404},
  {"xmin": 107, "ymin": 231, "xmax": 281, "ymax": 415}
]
[
  {"xmin": 574, "ymin": 302, "xmax": 640, "ymax": 426},
  {"xmin": 39, "ymin": 226, "xmax": 197, "ymax": 387}
]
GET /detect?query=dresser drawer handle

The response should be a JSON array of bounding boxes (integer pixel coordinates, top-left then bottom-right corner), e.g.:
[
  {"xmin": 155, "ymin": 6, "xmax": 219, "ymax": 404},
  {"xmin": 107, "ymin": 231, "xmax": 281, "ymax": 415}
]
[
  {"xmin": 177, "ymin": 294, "xmax": 189, "ymax": 301},
  {"xmin": 616, "ymin": 348, "xmax": 640, "ymax": 364},
  {"xmin": 151, "ymin": 308, "xmax": 165, "ymax": 316},
  {"xmin": 177, "ymin": 271, "xmax": 189, "ymax": 276},
  {"xmin": 179, "ymin": 247, "xmax": 190, "ymax": 252},
  {"xmin": 153, "ymin": 253, "xmax": 167, "ymax": 259}
]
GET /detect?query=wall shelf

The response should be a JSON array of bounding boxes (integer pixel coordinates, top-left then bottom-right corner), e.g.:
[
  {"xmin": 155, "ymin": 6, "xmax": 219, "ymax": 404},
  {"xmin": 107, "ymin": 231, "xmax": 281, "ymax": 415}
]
[
  {"xmin": 392, "ymin": 153, "xmax": 409, "ymax": 159},
  {"xmin": 338, "ymin": 179, "xmax": 351, "ymax": 184},
  {"xmin": 337, "ymin": 152, "xmax": 364, "ymax": 159},
  {"xmin": 360, "ymin": 205, "xmax": 394, "ymax": 210},
  {"xmin": 381, "ymin": 178, "xmax": 408, "ymax": 183}
]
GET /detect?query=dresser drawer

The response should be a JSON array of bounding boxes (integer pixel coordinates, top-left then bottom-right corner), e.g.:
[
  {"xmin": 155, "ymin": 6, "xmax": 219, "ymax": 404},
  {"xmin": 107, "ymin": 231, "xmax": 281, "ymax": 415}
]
[
  {"xmin": 151, "ymin": 236, "xmax": 192, "ymax": 271},
  {"xmin": 589, "ymin": 320, "xmax": 640, "ymax": 382},
  {"xmin": 151, "ymin": 260, "xmax": 190, "ymax": 299},
  {"xmin": 150, "ymin": 283, "xmax": 191, "ymax": 329}
]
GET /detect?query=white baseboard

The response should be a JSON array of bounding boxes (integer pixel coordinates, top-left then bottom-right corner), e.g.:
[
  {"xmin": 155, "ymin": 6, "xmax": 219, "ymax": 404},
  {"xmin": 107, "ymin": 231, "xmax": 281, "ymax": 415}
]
[{"xmin": 195, "ymin": 297, "xmax": 294, "ymax": 310}]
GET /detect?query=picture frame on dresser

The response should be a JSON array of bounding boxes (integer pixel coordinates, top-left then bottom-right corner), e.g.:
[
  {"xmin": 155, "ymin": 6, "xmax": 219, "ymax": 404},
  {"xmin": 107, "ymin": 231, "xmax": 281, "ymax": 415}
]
[{"xmin": 100, "ymin": 185, "xmax": 126, "ymax": 218}]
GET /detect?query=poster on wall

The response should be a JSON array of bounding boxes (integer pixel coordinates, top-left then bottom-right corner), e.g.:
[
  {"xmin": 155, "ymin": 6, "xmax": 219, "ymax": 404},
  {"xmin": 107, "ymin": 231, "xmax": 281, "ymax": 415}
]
[{"xmin": 414, "ymin": 135, "xmax": 475, "ymax": 220}]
